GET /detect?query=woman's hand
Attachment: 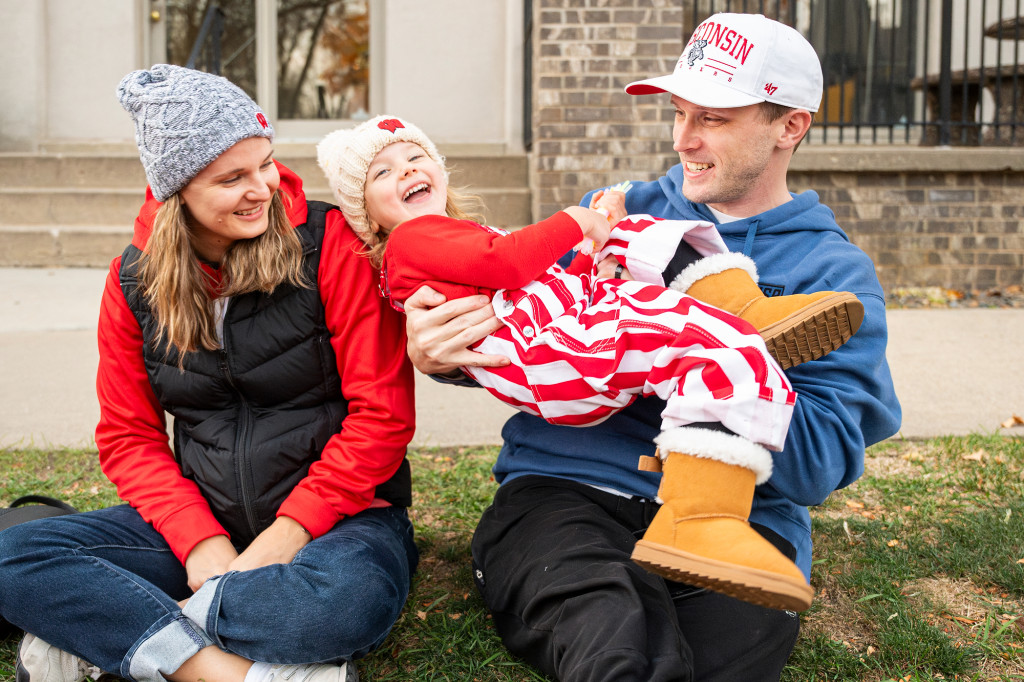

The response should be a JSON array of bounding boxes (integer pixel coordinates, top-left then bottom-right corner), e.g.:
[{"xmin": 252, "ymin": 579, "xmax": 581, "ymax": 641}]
[
  {"xmin": 229, "ymin": 516, "xmax": 311, "ymax": 573},
  {"xmin": 404, "ymin": 286, "xmax": 510, "ymax": 375},
  {"xmin": 596, "ymin": 255, "xmax": 632, "ymax": 281},
  {"xmin": 184, "ymin": 535, "xmax": 238, "ymax": 592}
]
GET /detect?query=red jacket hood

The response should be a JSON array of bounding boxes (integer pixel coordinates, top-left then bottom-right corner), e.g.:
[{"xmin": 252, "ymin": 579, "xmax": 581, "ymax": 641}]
[{"xmin": 131, "ymin": 160, "xmax": 309, "ymax": 251}]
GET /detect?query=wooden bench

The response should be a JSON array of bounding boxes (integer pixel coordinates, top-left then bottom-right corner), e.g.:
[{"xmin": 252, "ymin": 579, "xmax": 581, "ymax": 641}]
[{"xmin": 911, "ymin": 64, "xmax": 1024, "ymax": 145}]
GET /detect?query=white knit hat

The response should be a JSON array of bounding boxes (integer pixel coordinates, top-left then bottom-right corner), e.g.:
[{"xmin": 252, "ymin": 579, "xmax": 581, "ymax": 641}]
[
  {"xmin": 625, "ymin": 13, "xmax": 823, "ymax": 112},
  {"xmin": 317, "ymin": 115, "xmax": 447, "ymax": 246},
  {"xmin": 117, "ymin": 64, "xmax": 274, "ymax": 201}
]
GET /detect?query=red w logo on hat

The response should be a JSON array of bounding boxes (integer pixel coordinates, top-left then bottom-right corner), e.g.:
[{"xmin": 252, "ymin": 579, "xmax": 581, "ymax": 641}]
[
  {"xmin": 378, "ymin": 118, "xmax": 405, "ymax": 133},
  {"xmin": 256, "ymin": 113, "xmax": 269, "ymax": 129}
]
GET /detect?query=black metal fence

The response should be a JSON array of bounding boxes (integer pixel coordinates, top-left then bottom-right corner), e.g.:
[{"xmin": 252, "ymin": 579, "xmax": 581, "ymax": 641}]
[{"xmin": 687, "ymin": 0, "xmax": 1024, "ymax": 146}]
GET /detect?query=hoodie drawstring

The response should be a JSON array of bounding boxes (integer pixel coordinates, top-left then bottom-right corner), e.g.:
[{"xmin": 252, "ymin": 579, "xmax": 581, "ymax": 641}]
[{"xmin": 742, "ymin": 219, "xmax": 759, "ymax": 258}]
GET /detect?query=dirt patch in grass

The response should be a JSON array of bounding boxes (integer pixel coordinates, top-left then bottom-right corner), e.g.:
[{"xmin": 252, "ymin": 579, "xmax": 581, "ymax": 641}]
[
  {"xmin": 902, "ymin": 576, "xmax": 1024, "ymax": 679},
  {"xmin": 804, "ymin": 576, "xmax": 879, "ymax": 653},
  {"xmin": 864, "ymin": 443, "xmax": 937, "ymax": 479}
]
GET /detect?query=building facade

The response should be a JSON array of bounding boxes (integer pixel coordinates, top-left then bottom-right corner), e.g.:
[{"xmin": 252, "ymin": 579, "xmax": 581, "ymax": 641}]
[{"xmin": 1, "ymin": 0, "xmax": 1022, "ymax": 293}]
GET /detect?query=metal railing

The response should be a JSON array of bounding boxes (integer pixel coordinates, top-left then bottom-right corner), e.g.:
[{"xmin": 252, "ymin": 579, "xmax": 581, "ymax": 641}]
[
  {"xmin": 687, "ymin": 0, "xmax": 1024, "ymax": 146},
  {"xmin": 185, "ymin": 3, "xmax": 225, "ymax": 75}
]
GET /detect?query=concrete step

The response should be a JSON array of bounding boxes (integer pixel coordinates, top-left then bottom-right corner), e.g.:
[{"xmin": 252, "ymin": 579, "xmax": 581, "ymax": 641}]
[
  {"xmin": 0, "ymin": 153, "xmax": 145, "ymax": 188},
  {"xmin": 0, "ymin": 224, "xmax": 133, "ymax": 268},
  {"xmin": 0, "ymin": 152, "xmax": 529, "ymax": 190},
  {"xmin": 0, "ymin": 186, "xmax": 530, "ymax": 226},
  {"xmin": 0, "ymin": 151, "xmax": 532, "ymax": 267}
]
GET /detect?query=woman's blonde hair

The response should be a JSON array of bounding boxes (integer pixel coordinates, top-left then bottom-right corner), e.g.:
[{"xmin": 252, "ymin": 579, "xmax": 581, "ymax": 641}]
[
  {"xmin": 138, "ymin": 191, "xmax": 306, "ymax": 360},
  {"xmin": 362, "ymin": 186, "xmax": 486, "ymax": 269}
]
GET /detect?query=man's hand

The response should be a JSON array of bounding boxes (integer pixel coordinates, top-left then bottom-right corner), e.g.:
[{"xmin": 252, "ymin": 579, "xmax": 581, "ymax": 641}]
[
  {"xmin": 595, "ymin": 255, "xmax": 632, "ymax": 281},
  {"xmin": 229, "ymin": 516, "xmax": 310, "ymax": 573},
  {"xmin": 590, "ymin": 189, "xmax": 628, "ymax": 224},
  {"xmin": 184, "ymin": 535, "xmax": 238, "ymax": 592},
  {"xmin": 404, "ymin": 286, "xmax": 509, "ymax": 376}
]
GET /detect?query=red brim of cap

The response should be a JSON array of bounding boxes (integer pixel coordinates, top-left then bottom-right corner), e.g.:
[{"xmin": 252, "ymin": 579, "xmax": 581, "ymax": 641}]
[{"xmin": 624, "ymin": 73, "xmax": 764, "ymax": 109}]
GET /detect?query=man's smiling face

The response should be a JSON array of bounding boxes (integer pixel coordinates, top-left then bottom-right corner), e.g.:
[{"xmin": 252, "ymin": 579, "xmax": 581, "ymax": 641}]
[{"xmin": 671, "ymin": 95, "xmax": 784, "ymax": 217}]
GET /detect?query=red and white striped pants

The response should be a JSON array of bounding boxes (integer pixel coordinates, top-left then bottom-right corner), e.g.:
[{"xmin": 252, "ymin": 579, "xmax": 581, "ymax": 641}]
[{"xmin": 466, "ymin": 262, "xmax": 796, "ymax": 451}]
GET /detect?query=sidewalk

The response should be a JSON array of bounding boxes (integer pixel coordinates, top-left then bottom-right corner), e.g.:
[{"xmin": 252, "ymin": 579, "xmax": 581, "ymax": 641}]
[{"xmin": 1, "ymin": 267, "xmax": 1022, "ymax": 449}]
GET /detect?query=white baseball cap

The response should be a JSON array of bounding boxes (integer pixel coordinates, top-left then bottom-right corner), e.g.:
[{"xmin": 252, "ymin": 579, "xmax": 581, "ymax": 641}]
[{"xmin": 625, "ymin": 13, "xmax": 823, "ymax": 112}]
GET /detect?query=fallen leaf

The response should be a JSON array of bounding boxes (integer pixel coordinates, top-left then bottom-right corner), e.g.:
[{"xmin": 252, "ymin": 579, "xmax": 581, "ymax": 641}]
[
  {"xmin": 901, "ymin": 450, "xmax": 925, "ymax": 462},
  {"xmin": 1016, "ymin": 558, "xmax": 1024, "ymax": 564},
  {"xmin": 866, "ymin": 645, "xmax": 876, "ymax": 656},
  {"xmin": 449, "ymin": 613, "xmax": 462, "ymax": 620},
  {"xmin": 846, "ymin": 500, "xmax": 865, "ymax": 509},
  {"xmin": 416, "ymin": 611, "xmax": 427, "ymax": 620},
  {"xmin": 1002, "ymin": 414, "xmax": 1024, "ymax": 429},
  {"xmin": 887, "ymin": 539, "xmax": 900, "ymax": 547},
  {"xmin": 962, "ymin": 449, "xmax": 986, "ymax": 462}
]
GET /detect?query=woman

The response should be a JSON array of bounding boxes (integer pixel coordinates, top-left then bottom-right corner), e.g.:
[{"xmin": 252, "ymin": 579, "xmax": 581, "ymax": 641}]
[{"xmin": 0, "ymin": 65, "xmax": 417, "ymax": 682}]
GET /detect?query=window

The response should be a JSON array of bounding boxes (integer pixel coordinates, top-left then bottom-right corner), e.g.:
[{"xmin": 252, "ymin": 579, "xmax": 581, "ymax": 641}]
[{"xmin": 158, "ymin": 0, "xmax": 370, "ymax": 121}]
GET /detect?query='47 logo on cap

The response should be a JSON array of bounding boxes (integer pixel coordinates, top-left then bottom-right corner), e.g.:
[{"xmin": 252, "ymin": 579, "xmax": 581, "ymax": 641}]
[{"xmin": 763, "ymin": 83, "xmax": 778, "ymax": 96}]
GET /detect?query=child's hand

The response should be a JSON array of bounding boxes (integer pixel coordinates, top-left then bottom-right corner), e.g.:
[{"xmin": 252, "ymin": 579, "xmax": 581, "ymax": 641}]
[
  {"xmin": 590, "ymin": 189, "xmax": 627, "ymax": 224},
  {"xmin": 564, "ymin": 206, "xmax": 612, "ymax": 254}
]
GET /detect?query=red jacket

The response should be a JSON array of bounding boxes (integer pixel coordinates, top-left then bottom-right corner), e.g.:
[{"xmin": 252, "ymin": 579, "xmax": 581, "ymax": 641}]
[
  {"xmin": 381, "ymin": 211, "xmax": 591, "ymax": 308},
  {"xmin": 95, "ymin": 162, "xmax": 415, "ymax": 563}
]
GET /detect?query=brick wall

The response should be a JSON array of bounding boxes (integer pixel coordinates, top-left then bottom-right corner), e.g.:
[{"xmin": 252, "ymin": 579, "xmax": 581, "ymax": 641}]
[
  {"xmin": 530, "ymin": 0, "xmax": 1024, "ymax": 293},
  {"xmin": 533, "ymin": 0, "xmax": 682, "ymax": 215},
  {"xmin": 790, "ymin": 165, "xmax": 1024, "ymax": 293}
]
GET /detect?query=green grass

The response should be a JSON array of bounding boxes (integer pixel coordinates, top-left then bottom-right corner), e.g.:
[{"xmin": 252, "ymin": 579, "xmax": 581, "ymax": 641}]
[{"xmin": 2, "ymin": 436, "xmax": 1023, "ymax": 681}]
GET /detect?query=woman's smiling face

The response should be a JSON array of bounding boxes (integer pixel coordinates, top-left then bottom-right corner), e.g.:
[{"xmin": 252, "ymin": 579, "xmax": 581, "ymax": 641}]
[
  {"xmin": 179, "ymin": 136, "xmax": 279, "ymax": 262},
  {"xmin": 364, "ymin": 141, "xmax": 448, "ymax": 233}
]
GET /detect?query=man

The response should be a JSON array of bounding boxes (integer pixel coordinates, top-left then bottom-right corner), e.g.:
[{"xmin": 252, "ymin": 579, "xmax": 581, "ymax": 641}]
[{"xmin": 404, "ymin": 13, "xmax": 901, "ymax": 682}]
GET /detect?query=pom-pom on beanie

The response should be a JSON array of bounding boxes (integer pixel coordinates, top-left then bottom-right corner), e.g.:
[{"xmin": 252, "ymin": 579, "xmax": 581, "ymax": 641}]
[
  {"xmin": 317, "ymin": 115, "xmax": 447, "ymax": 247},
  {"xmin": 117, "ymin": 64, "xmax": 274, "ymax": 202}
]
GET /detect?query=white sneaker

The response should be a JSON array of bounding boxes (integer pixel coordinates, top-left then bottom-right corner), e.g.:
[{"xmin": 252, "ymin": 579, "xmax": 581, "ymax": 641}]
[
  {"xmin": 15, "ymin": 634, "xmax": 102, "ymax": 682},
  {"xmin": 259, "ymin": 662, "xmax": 358, "ymax": 682}
]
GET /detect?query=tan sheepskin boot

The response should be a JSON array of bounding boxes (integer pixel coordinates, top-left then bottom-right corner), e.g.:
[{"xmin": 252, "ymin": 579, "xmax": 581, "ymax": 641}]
[
  {"xmin": 669, "ymin": 252, "xmax": 864, "ymax": 370},
  {"xmin": 631, "ymin": 427, "xmax": 814, "ymax": 612}
]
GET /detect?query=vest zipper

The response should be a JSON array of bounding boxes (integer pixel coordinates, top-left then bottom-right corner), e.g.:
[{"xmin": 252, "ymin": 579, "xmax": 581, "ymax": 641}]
[{"xmin": 219, "ymin": 350, "xmax": 261, "ymax": 539}]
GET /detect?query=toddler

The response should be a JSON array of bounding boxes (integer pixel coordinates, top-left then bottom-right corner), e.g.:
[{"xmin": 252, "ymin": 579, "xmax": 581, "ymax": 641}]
[{"xmin": 318, "ymin": 115, "xmax": 863, "ymax": 611}]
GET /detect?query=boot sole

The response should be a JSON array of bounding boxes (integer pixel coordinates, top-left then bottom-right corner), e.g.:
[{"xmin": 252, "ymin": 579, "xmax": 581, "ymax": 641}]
[
  {"xmin": 631, "ymin": 540, "xmax": 814, "ymax": 611},
  {"xmin": 760, "ymin": 293, "xmax": 864, "ymax": 370}
]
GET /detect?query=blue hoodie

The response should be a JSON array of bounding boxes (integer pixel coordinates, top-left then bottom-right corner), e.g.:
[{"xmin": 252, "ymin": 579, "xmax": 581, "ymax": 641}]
[{"xmin": 492, "ymin": 163, "xmax": 902, "ymax": 579}]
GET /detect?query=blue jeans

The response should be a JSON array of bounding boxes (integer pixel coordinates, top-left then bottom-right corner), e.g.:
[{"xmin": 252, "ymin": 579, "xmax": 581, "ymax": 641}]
[{"xmin": 0, "ymin": 504, "xmax": 417, "ymax": 682}]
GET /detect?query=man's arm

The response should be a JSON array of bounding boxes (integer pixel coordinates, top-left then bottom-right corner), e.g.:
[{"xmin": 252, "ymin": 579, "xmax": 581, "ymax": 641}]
[{"xmin": 404, "ymin": 286, "xmax": 509, "ymax": 376}]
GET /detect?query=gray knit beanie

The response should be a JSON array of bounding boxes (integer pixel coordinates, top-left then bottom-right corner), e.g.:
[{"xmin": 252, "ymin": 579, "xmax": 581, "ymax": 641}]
[
  {"xmin": 117, "ymin": 64, "xmax": 274, "ymax": 202},
  {"xmin": 317, "ymin": 115, "xmax": 447, "ymax": 247}
]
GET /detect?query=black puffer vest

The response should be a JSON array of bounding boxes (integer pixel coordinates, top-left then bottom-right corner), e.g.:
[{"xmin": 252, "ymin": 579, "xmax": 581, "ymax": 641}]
[{"xmin": 120, "ymin": 201, "xmax": 411, "ymax": 546}]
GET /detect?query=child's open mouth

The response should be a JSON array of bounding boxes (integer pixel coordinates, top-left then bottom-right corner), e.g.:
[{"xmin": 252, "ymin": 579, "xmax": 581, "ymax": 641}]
[{"xmin": 403, "ymin": 183, "xmax": 431, "ymax": 202}]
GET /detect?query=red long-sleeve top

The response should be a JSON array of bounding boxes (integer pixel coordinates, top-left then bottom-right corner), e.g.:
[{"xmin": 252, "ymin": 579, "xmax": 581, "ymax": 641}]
[
  {"xmin": 94, "ymin": 162, "xmax": 415, "ymax": 563},
  {"xmin": 380, "ymin": 211, "xmax": 592, "ymax": 308}
]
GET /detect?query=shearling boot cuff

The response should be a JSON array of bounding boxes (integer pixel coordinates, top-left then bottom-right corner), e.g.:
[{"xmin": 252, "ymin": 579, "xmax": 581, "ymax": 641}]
[{"xmin": 668, "ymin": 252, "xmax": 759, "ymax": 295}]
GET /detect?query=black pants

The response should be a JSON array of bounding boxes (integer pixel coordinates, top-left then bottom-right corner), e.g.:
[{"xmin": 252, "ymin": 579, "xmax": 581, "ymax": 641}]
[{"xmin": 471, "ymin": 475, "xmax": 800, "ymax": 682}]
